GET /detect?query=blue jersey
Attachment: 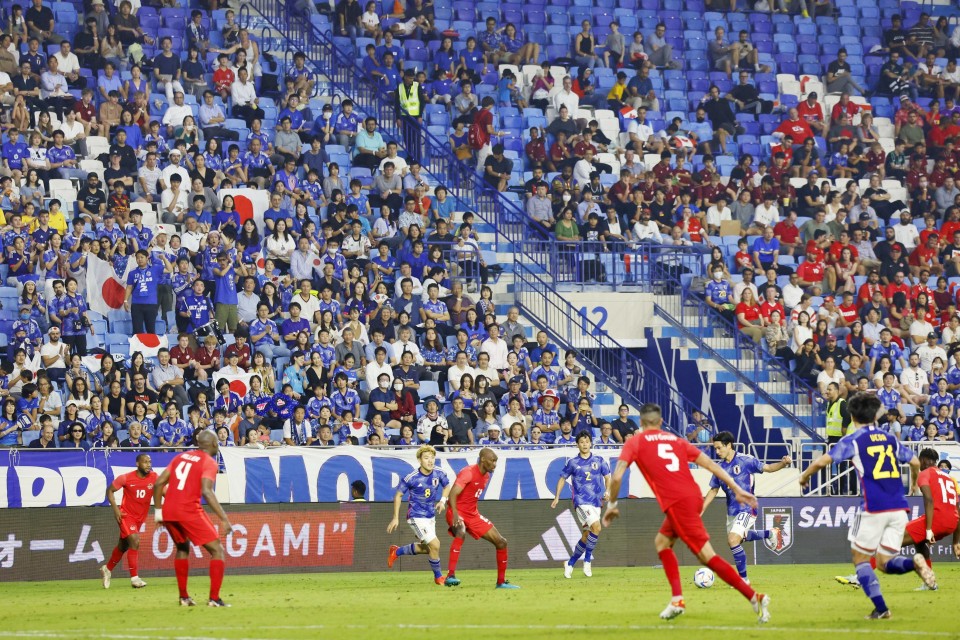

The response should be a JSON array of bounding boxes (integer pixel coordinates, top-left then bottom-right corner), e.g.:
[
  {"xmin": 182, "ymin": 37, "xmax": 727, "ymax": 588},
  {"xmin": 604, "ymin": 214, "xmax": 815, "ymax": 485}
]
[
  {"xmin": 709, "ymin": 453, "xmax": 765, "ymax": 516},
  {"xmin": 561, "ymin": 453, "xmax": 610, "ymax": 508},
  {"xmin": 397, "ymin": 468, "xmax": 450, "ymax": 519},
  {"xmin": 829, "ymin": 426, "xmax": 915, "ymax": 513}
]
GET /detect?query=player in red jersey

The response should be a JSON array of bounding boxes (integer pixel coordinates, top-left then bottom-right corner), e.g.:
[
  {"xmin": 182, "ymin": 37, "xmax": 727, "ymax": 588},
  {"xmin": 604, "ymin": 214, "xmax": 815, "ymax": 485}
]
[
  {"xmin": 153, "ymin": 430, "xmax": 233, "ymax": 607},
  {"xmin": 443, "ymin": 448, "xmax": 519, "ymax": 589},
  {"xmin": 903, "ymin": 448, "xmax": 960, "ymax": 581},
  {"xmin": 101, "ymin": 453, "xmax": 156, "ymax": 589},
  {"xmin": 603, "ymin": 404, "xmax": 771, "ymax": 623}
]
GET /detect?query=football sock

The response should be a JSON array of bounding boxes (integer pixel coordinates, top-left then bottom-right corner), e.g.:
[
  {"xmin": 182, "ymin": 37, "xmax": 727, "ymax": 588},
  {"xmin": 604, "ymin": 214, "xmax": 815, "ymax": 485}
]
[
  {"xmin": 568, "ymin": 540, "xmax": 586, "ymax": 566},
  {"xmin": 883, "ymin": 556, "xmax": 913, "ymax": 575},
  {"xmin": 744, "ymin": 530, "xmax": 770, "ymax": 542},
  {"xmin": 496, "ymin": 548, "xmax": 508, "ymax": 584},
  {"xmin": 396, "ymin": 543, "xmax": 418, "ymax": 557},
  {"xmin": 447, "ymin": 537, "xmax": 463, "ymax": 576},
  {"xmin": 209, "ymin": 559, "xmax": 224, "ymax": 601},
  {"xmin": 428, "ymin": 558, "xmax": 442, "ymax": 579},
  {"xmin": 174, "ymin": 558, "xmax": 189, "ymax": 599},
  {"xmin": 870, "ymin": 557, "xmax": 877, "ymax": 570},
  {"xmin": 731, "ymin": 544, "xmax": 748, "ymax": 578},
  {"xmin": 707, "ymin": 555, "xmax": 756, "ymax": 600},
  {"xmin": 856, "ymin": 561, "xmax": 887, "ymax": 612},
  {"xmin": 106, "ymin": 546, "xmax": 123, "ymax": 572},
  {"xmin": 658, "ymin": 549, "xmax": 683, "ymax": 599},
  {"xmin": 584, "ymin": 532, "xmax": 599, "ymax": 562},
  {"xmin": 127, "ymin": 549, "xmax": 139, "ymax": 578}
]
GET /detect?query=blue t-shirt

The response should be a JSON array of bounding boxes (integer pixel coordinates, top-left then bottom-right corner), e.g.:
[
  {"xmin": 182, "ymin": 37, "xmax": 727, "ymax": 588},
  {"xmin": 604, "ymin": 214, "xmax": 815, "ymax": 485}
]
[
  {"xmin": 709, "ymin": 453, "xmax": 765, "ymax": 516},
  {"xmin": 127, "ymin": 263, "xmax": 164, "ymax": 305},
  {"xmin": 561, "ymin": 453, "xmax": 611, "ymax": 508},
  {"xmin": 751, "ymin": 237, "xmax": 780, "ymax": 263},
  {"xmin": 829, "ymin": 426, "xmax": 915, "ymax": 513},
  {"xmin": 396, "ymin": 468, "xmax": 450, "ymax": 519},
  {"xmin": 331, "ymin": 388, "xmax": 360, "ymax": 417}
]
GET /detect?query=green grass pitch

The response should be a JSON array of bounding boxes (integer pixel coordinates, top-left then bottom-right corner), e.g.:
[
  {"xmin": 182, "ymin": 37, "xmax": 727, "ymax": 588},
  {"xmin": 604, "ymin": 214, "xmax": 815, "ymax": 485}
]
[{"xmin": 2, "ymin": 564, "xmax": 958, "ymax": 640}]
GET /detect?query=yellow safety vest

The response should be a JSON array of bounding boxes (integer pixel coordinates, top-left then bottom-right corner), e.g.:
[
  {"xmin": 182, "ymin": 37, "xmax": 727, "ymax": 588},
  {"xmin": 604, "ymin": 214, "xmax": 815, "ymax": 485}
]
[
  {"xmin": 398, "ymin": 82, "xmax": 421, "ymax": 117},
  {"xmin": 825, "ymin": 398, "xmax": 846, "ymax": 438}
]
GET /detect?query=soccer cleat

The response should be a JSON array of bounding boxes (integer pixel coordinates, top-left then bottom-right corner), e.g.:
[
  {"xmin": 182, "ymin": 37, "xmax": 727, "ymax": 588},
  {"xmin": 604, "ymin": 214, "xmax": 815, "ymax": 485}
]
[
  {"xmin": 130, "ymin": 577, "xmax": 147, "ymax": 589},
  {"xmin": 444, "ymin": 576, "xmax": 461, "ymax": 587},
  {"xmin": 583, "ymin": 561, "xmax": 592, "ymax": 577},
  {"xmin": 865, "ymin": 609, "xmax": 892, "ymax": 620},
  {"xmin": 913, "ymin": 554, "xmax": 938, "ymax": 590},
  {"xmin": 914, "ymin": 583, "xmax": 937, "ymax": 591},
  {"xmin": 434, "ymin": 576, "xmax": 445, "ymax": 586},
  {"xmin": 495, "ymin": 581, "xmax": 521, "ymax": 589},
  {"xmin": 207, "ymin": 599, "xmax": 231, "ymax": 607},
  {"xmin": 387, "ymin": 545, "xmax": 399, "ymax": 569},
  {"xmin": 752, "ymin": 593, "xmax": 771, "ymax": 624},
  {"xmin": 564, "ymin": 563, "xmax": 573, "ymax": 579},
  {"xmin": 659, "ymin": 600, "xmax": 685, "ymax": 620},
  {"xmin": 835, "ymin": 574, "xmax": 860, "ymax": 588},
  {"xmin": 100, "ymin": 565, "xmax": 111, "ymax": 589},
  {"xmin": 179, "ymin": 597, "xmax": 196, "ymax": 607}
]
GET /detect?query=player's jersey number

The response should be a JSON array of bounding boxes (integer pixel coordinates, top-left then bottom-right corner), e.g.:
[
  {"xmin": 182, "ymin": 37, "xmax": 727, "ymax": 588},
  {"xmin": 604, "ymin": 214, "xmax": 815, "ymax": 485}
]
[
  {"xmin": 658, "ymin": 444, "xmax": 680, "ymax": 472},
  {"xmin": 866, "ymin": 445, "xmax": 898, "ymax": 480},
  {"xmin": 424, "ymin": 488, "xmax": 431, "ymax": 498},
  {"xmin": 937, "ymin": 475, "xmax": 958, "ymax": 505},
  {"xmin": 135, "ymin": 489, "xmax": 146, "ymax": 499},
  {"xmin": 174, "ymin": 461, "xmax": 194, "ymax": 491}
]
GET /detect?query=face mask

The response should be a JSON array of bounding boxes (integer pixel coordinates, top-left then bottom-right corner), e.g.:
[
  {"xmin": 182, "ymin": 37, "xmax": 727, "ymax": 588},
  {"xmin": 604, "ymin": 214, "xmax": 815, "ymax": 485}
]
[
  {"xmin": 713, "ymin": 272, "xmax": 723, "ymax": 281},
  {"xmin": 19, "ymin": 312, "xmax": 29, "ymax": 320},
  {"xmin": 379, "ymin": 381, "xmax": 389, "ymax": 390},
  {"xmin": 394, "ymin": 383, "xmax": 404, "ymax": 391},
  {"xmin": 328, "ymin": 247, "xmax": 337, "ymax": 255},
  {"xmin": 562, "ymin": 194, "xmax": 571, "ymax": 202}
]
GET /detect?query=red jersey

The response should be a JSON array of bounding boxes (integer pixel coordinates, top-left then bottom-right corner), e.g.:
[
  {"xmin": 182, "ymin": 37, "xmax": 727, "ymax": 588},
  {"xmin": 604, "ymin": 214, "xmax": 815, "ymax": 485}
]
[
  {"xmin": 885, "ymin": 282, "xmax": 910, "ymax": 302},
  {"xmin": 112, "ymin": 470, "xmax": 157, "ymax": 522},
  {"xmin": 918, "ymin": 466, "xmax": 960, "ymax": 524},
  {"xmin": 618, "ymin": 430, "xmax": 703, "ymax": 511},
  {"xmin": 453, "ymin": 464, "xmax": 489, "ymax": 514},
  {"xmin": 774, "ymin": 118, "xmax": 814, "ymax": 143},
  {"xmin": 773, "ymin": 220, "xmax": 799, "ymax": 244},
  {"xmin": 796, "ymin": 260, "xmax": 825, "ymax": 283},
  {"xmin": 213, "ymin": 67, "xmax": 235, "ymax": 93},
  {"xmin": 161, "ymin": 450, "xmax": 218, "ymax": 520},
  {"xmin": 837, "ymin": 302, "xmax": 858, "ymax": 325},
  {"xmin": 857, "ymin": 281, "xmax": 883, "ymax": 307},
  {"xmin": 797, "ymin": 100, "xmax": 824, "ymax": 124}
]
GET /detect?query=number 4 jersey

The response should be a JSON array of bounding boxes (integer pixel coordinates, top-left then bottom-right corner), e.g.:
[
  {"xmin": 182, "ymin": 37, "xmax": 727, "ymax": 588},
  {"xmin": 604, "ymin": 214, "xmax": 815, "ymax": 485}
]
[
  {"xmin": 829, "ymin": 426, "xmax": 915, "ymax": 513},
  {"xmin": 161, "ymin": 450, "xmax": 219, "ymax": 521},
  {"xmin": 618, "ymin": 430, "xmax": 705, "ymax": 511}
]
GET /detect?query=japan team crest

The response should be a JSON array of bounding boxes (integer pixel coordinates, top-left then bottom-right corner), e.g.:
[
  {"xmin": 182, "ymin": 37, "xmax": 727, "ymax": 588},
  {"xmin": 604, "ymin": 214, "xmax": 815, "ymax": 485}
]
[{"xmin": 761, "ymin": 507, "xmax": 793, "ymax": 555}]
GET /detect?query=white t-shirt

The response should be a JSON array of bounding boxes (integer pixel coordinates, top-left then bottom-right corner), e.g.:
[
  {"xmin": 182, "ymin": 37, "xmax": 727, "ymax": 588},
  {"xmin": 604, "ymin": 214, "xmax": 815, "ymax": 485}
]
[
  {"xmin": 40, "ymin": 340, "xmax": 68, "ymax": 370},
  {"xmin": 899, "ymin": 367, "xmax": 928, "ymax": 395},
  {"xmin": 706, "ymin": 205, "xmax": 731, "ymax": 227},
  {"xmin": 893, "ymin": 222, "xmax": 920, "ymax": 250},
  {"xmin": 753, "ymin": 203, "xmax": 780, "ymax": 228},
  {"xmin": 628, "ymin": 119, "xmax": 654, "ymax": 144}
]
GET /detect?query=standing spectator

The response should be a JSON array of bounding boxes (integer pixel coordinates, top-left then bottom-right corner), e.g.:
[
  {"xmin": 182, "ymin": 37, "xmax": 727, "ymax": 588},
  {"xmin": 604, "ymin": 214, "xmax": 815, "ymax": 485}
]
[{"xmin": 395, "ymin": 69, "xmax": 425, "ymax": 165}]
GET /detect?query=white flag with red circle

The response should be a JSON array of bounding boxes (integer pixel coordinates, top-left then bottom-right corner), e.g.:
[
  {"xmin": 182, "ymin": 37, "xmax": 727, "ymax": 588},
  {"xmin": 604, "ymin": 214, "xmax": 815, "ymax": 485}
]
[
  {"xmin": 128, "ymin": 334, "xmax": 169, "ymax": 358},
  {"xmin": 85, "ymin": 255, "xmax": 126, "ymax": 317},
  {"xmin": 213, "ymin": 371, "xmax": 255, "ymax": 397}
]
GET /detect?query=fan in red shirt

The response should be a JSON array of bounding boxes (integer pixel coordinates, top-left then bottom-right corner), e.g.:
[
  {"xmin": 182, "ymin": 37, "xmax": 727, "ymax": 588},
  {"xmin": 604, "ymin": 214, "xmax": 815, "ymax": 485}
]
[
  {"xmin": 830, "ymin": 93, "xmax": 860, "ymax": 122},
  {"xmin": 444, "ymin": 448, "xmax": 518, "ymax": 589},
  {"xmin": 909, "ymin": 235, "xmax": 943, "ymax": 276},
  {"xmin": 796, "ymin": 93, "xmax": 826, "ymax": 135},
  {"xmin": 101, "ymin": 453, "xmax": 156, "ymax": 590},
  {"xmin": 153, "ymin": 431, "xmax": 233, "ymax": 607},
  {"xmin": 857, "ymin": 270, "xmax": 884, "ymax": 307},
  {"xmin": 884, "ymin": 272, "xmax": 911, "ymax": 305},
  {"xmin": 796, "ymin": 251, "xmax": 826, "ymax": 291},
  {"xmin": 774, "ymin": 108, "xmax": 814, "ymax": 143},
  {"xmin": 837, "ymin": 292, "xmax": 859, "ymax": 326},
  {"xmin": 902, "ymin": 449, "xmax": 960, "ymax": 572},
  {"xmin": 603, "ymin": 403, "xmax": 770, "ymax": 622}
]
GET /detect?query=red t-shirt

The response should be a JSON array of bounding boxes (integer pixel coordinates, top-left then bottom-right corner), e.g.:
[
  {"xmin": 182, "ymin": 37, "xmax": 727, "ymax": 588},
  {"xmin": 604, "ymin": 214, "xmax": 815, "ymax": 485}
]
[
  {"xmin": 797, "ymin": 260, "xmax": 825, "ymax": 283},
  {"xmin": 735, "ymin": 302, "xmax": 761, "ymax": 328},
  {"xmin": 759, "ymin": 300, "xmax": 785, "ymax": 324},
  {"xmin": 213, "ymin": 67, "xmax": 235, "ymax": 92},
  {"xmin": 169, "ymin": 345, "xmax": 194, "ymax": 367},
  {"xmin": 773, "ymin": 220, "xmax": 799, "ymax": 244},
  {"xmin": 618, "ymin": 430, "xmax": 703, "ymax": 511},
  {"xmin": 857, "ymin": 282, "xmax": 883, "ymax": 306},
  {"xmin": 453, "ymin": 464, "xmax": 489, "ymax": 515},
  {"xmin": 837, "ymin": 303, "xmax": 858, "ymax": 325},
  {"xmin": 472, "ymin": 109, "xmax": 493, "ymax": 148},
  {"xmin": 161, "ymin": 450, "xmax": 218, "ymax": 520},
  {"xmin": 734, "ymin": 250, "xmax": 752, "ymax": 270},
  {"xmin": 194, "ymin": 346, "xmax": 220, "ymax": 368},
  {"xmin": 909, "ymin": 245, "xmax": 938, "ymax": 268},
  {"xmin": 828, "ymin": 241, "xmax": 859, "ymax": 263},
  {"xmin": 774, "ymin": 118, "xmax": 814, "ymax": 142},
  {"xmin": 797, "ymin": 101, "xmax": 824, "ymax": 123},
  {"xmin": 918, "ymin": 466, "xmax": 960, "ymax": 524},
  {"xmin": 885, "ymin": 282, "xmax": 910, "ymax": 302},
  {"xmin": 112, "ymin": 470, "xmax": 158, "ymax": 522}
]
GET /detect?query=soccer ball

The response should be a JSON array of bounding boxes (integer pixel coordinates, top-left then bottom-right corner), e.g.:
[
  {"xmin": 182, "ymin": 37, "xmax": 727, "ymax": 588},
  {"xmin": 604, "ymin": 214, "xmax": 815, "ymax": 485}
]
[{"xmin": 694, "ymin": 567, "xmax": 715, "ymax": 589}]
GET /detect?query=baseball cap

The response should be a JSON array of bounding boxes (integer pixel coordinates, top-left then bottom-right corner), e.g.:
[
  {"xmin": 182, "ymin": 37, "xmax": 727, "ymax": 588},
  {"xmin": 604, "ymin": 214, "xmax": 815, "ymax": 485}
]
[
  {"xmin": 859, "ymin": 212, "xmax": 871, "ymax": 220},
  {"xmin": 809, "ymin": 170, "xmax": 819, "ymax": 176},
  {"xmin": 509, "ymin": 375, "xmax": 523, "ymax": 384},
  {"xmin": 929, "ymin": 332, "xmax": 939, "ymax": 340},
  {"xmin": 823, "ymin": 295, "xmax": 835, "ymax": 303},
  {"xmin": 827, "ymin": 334, "xmax": 837, "ymax": 341}
]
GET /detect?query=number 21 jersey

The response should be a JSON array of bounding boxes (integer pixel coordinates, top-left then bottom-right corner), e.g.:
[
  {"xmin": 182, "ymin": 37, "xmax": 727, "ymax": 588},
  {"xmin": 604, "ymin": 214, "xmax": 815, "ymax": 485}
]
[
  {"xmin": 618, "ymin": 430, "xmax": 705, "ymax": 511},
  {"xmin": 161, "ymin": 450, "xmax": 219, "ymax": 520},
  {"xmin": 829, "ymin": 426, "xmax": 914, "ymax": 513}
]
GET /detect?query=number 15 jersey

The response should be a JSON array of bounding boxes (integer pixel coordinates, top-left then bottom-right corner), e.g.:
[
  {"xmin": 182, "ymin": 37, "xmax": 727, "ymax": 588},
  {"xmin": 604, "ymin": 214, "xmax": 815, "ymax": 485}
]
[
  {"xmin": 829, "ymin": 426, "xmax": 915, "ymax": 513},
  {"xmin": 618, "ymin": 430, "xmax": 705, "ymax": 511},
  {"xmin": 161, "ymin": 450, "xmax": 219, "ymax": 520}
]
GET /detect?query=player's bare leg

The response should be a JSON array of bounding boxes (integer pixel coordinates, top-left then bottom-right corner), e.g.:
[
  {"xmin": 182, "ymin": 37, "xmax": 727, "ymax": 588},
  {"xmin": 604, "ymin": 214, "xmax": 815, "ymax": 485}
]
[
  {"xmin": 654, "ymin": 532, "xmax": 686, "ymax": 620},
  {"xmin": 203, "ymin": 539, "xmax": 230, "ymax": 607},
  {"xmin": 444, "ymin": 522, "xmax": 466, "ymax": 587},
  {"xmin": 695, "ymin": 541, "xmax": 769, "ymax": 623},
  {"xmin": 482, "ymin": 526, "xmax": 518, "ymax": 589}
]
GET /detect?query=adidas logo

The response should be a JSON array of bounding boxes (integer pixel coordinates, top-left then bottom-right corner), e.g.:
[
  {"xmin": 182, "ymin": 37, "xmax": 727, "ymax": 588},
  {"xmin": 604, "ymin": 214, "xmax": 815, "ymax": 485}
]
[{"xmin": 527, "ymin": 509, "xmax": 582, "ymax": 562}]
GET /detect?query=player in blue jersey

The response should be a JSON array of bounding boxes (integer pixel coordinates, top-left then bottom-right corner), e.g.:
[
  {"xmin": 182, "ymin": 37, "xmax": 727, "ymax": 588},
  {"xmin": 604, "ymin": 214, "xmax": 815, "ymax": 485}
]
[
  {"xmin": 799, "ymin": 392, "xmax": 934, "ymax": 620},
  {"xmin": 701, "ymin": 431, "xmax": 792, "ymax": 583},
  {"xmin": 551, "ymin": 432, "xmax": 612, "ymax": 578},
  {"xmin": 386, "ymin": 445, "xmax": 452, "ymax": 585}
]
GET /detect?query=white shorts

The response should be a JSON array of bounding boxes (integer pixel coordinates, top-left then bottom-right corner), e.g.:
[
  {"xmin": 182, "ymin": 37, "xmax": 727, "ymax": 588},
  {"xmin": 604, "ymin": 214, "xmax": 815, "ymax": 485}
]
[
  {"xmin": 726, "ymin": 512, "xmax": 757, "ymax": 539},
  {"xmin": 575, "ymin": 505, "xmax": 602, "ymax": 529},
  {"xmin": 407, "ymin": 517, "xmax": 438, "ymax": 544},
  {"xmin": 847, "ymin": 509, "xmax": 909, "ymax": 556}
]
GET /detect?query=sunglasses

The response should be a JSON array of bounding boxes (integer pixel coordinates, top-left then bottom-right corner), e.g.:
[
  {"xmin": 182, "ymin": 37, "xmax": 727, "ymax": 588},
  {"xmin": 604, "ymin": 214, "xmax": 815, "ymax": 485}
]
[{"xmin": 72, "ymin": 429, "xmax": 84, "ymax": 434}]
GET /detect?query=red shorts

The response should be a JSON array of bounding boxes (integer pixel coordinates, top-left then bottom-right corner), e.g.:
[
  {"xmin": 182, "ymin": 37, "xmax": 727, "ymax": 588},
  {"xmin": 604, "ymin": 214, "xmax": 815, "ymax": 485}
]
[
  {"xmin": 446, "ymin": 507, "xmax": 494, "ymax": 540},
  {"xmin": 659, "ymin": 497, "xmax": 710, "ymax": 554},
  {"xmin": 163, "ymin": 511, "xmax": 219, "ymax": 547},
  {"xmin": 905, "ymin": 514, "xmax": 959, "ymax": 544},
  {"xmin": 119, "ymin": 516, "xmax": 144, "ymax": 539}
]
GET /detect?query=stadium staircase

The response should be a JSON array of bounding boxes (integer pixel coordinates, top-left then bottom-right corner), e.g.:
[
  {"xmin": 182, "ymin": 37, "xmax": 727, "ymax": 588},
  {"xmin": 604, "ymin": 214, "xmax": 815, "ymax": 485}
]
[{"xmin": 243, "ymin": 0, "xmax": 836, "ymax": 456}]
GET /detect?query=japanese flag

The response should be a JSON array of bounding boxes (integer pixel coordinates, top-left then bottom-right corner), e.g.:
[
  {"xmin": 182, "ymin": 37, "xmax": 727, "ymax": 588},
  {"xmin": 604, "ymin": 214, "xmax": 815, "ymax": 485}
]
[
  {"xmin": 85, "ymin": 255, "xmax": 126, "ymax": 316},
  {"xmin": 128, "ymin": 334, "xmax": 169, "ymax": 358},
  {"xmin": 213, "ymin": 371, "xmax": 255, "ymax": 397}
]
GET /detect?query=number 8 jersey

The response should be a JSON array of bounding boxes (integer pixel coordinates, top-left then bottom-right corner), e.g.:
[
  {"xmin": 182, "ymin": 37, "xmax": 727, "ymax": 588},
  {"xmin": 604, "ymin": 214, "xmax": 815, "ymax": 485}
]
[
  {"xmin": 618, "ymin": 430, "xmax": 705, "ymax": 511},
  {"xmin": 829, "ymin": 426, "xmax": 915, "ymax": 513}
]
